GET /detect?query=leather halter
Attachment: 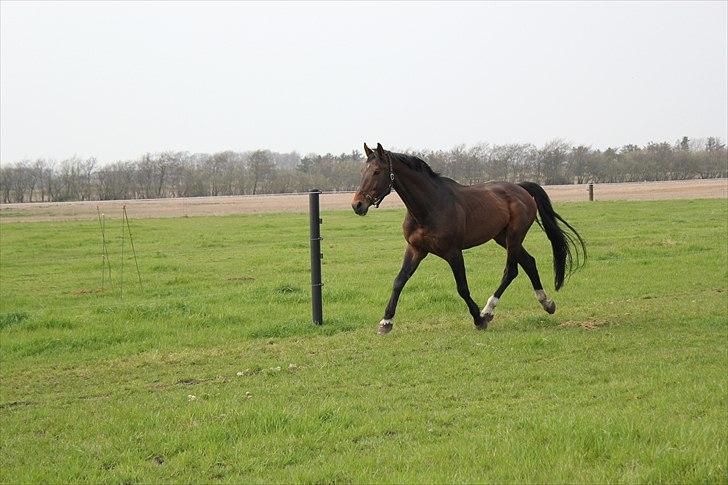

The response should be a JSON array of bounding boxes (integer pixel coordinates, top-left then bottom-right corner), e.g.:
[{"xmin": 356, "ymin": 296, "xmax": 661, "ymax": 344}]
[{"xmin": 364, "ymin": 155, "xmax": 395, "ymax": 208}]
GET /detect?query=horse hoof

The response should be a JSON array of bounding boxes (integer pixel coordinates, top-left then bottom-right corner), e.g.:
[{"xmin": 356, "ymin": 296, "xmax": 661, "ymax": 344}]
[
  {"xmin": 545, "ymin": 300, "xmax": 556, "ymax": 314},
  {"xmin": 476, "ymin": 314, "xmax": 492, "ymax": 330},
  {"xmin": 378, "ymin": 323, "xmax": 393, "ymax": 335}
]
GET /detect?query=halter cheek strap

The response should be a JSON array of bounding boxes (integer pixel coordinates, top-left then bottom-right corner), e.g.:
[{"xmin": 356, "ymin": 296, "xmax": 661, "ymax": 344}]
[{"xmin": 366, "ymin": 155, "xmax": 395, "ymax": 208}]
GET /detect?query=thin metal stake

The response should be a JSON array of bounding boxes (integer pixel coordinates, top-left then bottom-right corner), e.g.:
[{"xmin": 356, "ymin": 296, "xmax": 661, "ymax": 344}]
[
  {"xmin": 123, "ymin": 206, "xmax": 142, "ymax": 290},
  {"xmin": 120, "ymin": 206, "xmax": 125, "ymax": 299},
  {"xmin": 97, "ymin": 206, "xmax": 105, "ymax": 291},
  {"xmin": 102, "ymin": 213, "xmax": 111, "ymax": 284},
  {"xmin": 98, "ymin": 208, "xmax": 112, "ymax": 289}
]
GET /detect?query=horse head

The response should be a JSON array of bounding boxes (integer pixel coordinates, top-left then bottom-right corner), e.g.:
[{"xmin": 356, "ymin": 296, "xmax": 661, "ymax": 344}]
[{"xmin": 351, "ymin": 142, "xmax": 394, "ymax": 215}]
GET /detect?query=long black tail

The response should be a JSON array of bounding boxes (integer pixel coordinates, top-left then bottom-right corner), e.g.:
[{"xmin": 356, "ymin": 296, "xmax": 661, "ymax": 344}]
[{"xmin": 518, "ymin": 182, "xmax": 586, "ymax": 290}]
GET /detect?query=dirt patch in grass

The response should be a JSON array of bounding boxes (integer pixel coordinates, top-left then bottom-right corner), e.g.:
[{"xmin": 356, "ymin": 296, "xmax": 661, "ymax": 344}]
[
  {"xmin": 559, "ymin": 319, "xmax": 609, "ymax": 330},
  {"xmin": 0, "ymin": 400, "xmax": 35, "ymax": 410},
  {"xmin": 69, "ymin": 288, "xmax": 102, "ymax": 296}
]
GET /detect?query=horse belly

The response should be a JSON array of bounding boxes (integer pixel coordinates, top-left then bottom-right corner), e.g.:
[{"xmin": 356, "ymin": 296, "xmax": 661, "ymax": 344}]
[
  {"xmin": 462, "ymin": 203, "xmax": 508, "ymax": 248},
  {"xmin": 462, "ymin": 232, "xmax": 495, "ymax": 249}
]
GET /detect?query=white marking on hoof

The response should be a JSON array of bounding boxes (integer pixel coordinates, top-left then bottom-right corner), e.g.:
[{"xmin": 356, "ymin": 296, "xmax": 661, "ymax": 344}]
[
  {"xmin": 378, "ymin": 319, "xmax": 393, "ymax": 335},
  {"xmin": 379, "ymin": 319, "xmax": 392, "ymax": 326},
  {"xmin": 480, "ymin": 295, "xmax": 499, "ymax": 317},
  {"xmin": 535, "ymin": 289, "xmax": 556, "ymax": 313}
]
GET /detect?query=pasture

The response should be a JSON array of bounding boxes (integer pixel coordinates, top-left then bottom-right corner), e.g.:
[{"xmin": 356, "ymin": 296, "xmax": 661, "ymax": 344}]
[{"xmin": 0, "ymin": 198, "xmax": 726, "ymax": 483}]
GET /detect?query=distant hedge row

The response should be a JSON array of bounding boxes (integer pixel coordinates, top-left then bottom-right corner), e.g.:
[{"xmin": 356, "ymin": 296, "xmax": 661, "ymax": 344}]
[{"xmin": 1, "ymin": 137, "xmax": 725, "ymax": 203}]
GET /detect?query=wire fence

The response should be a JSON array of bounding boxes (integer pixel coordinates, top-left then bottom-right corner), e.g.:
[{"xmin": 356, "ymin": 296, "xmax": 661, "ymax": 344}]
[{"xmin": 2, "ymin": 188, "xmax": 720, "ymax": 319}]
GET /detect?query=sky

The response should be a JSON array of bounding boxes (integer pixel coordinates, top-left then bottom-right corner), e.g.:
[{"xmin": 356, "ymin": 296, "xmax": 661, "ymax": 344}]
[{"xmin": 1, "ymin": 1, "xmax": 726, "ymax": 163}]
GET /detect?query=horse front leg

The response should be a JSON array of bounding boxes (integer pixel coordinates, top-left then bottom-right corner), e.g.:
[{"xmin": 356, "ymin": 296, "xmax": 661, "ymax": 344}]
[
  {"xmin": 379, "ymin": 245, "xmax": 426, "ymax": 334},
  {"xmin": 445, "ymin": 250, "xmax": 488, "ymax": 330}
]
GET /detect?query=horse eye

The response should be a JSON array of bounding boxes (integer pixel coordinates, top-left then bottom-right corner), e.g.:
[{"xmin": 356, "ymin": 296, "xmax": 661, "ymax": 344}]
[{"xmin": 373, "ymin": 170, "xmax": 381, "ymax": 175}]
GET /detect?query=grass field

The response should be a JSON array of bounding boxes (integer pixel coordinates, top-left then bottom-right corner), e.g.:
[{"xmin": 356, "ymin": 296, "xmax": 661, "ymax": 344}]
[{"xmin": 1, "ymin": 199, "xmax": 726, "ymax": 483}]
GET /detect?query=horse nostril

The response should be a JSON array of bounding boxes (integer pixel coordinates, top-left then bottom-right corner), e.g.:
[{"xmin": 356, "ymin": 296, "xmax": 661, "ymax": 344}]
[{"xmin": 353, "ymin": 201, "xmax": 363, "ymax": 212}]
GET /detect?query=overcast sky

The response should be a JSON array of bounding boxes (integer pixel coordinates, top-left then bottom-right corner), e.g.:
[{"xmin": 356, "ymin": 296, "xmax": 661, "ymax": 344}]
[{"xmin": 1, "ymin": 1, "xmax": 726, "ymax": 163}]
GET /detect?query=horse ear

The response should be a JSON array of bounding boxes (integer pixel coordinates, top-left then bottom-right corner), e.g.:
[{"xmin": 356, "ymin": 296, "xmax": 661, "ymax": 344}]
[
  {"xmin": 375, "ymin": 143, "xmax": 385, "ymax": 157},
  {"xmin": 363, "ymin": 143, "xmax": 373, "ymax": 157}
]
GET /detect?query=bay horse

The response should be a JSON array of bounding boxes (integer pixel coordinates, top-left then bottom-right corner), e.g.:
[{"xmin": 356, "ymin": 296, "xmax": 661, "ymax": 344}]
[{"xmin": 351, "ymin": 143, "xmax": 586, "ymax": 335}]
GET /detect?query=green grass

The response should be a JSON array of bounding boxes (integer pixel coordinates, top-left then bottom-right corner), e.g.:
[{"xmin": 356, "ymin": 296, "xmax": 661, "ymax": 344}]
[
  {"xmin": 1, "ymin": 199, "xmax": 726, "ymax": 483},
  {"xmin": 0, "ymin": 211, "xmax": 28, "ymax": 218}
]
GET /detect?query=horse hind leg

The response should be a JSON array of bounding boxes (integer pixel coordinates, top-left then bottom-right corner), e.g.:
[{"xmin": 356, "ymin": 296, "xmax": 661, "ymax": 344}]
[
  {"xmin": 518, "ymin": 248, "xmax": 556, "ymax": 314},
  {"xmin": 484, "ymin": 232, "xmax": 556, "ymax": 321},
  {"xmin": 481, "ymin": 231, "xmax": 521, "ymax": 323}
]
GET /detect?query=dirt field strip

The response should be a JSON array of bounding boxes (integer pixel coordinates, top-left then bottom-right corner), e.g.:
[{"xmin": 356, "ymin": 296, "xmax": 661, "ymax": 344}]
[{"xmin": 1, "ymin": 179, "xmax": 725, "ymax": 223}]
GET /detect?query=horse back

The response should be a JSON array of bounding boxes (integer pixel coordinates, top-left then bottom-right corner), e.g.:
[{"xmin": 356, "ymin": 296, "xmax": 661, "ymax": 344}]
[
  {"xmin": 456, "ymin": 181, "xmax": 537, "ymax": 248},
  {"xmin": 401, "ymin": 180, "xmax": 537, "ymax": 253}
]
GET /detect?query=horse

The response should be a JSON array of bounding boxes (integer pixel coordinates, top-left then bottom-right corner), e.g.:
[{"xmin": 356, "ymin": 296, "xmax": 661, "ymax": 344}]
[{"xmin": 351, "ymin": 142, "xmax": 586, "ymax": 335}]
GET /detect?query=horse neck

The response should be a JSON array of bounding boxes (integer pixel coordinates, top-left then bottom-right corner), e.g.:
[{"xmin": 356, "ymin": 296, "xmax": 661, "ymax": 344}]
[{"xmin": 392, "ymin": 159, "xmax": 443, "ymax": 224}]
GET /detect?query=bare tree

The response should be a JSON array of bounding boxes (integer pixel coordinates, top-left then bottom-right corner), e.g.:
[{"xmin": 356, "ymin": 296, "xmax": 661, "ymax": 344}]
[
  {"xmin": 537, "ymin": 140, "xmax": 570, "ymax": 185},
  {"xmin": 566, "ymin": 146, "xmax": 591, "ymax": 184},
  {"xmin": 0, "ymin": 166, "xmax": 10, "ymax": 203},
  {"xmin": 247, "ymin": 150, "xmax": 275, "ymax": 195}
]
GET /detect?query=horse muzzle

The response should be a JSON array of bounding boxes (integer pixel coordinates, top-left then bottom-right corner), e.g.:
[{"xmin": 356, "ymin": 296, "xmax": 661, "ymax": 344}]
[{"xmin": 351, "ymin": 196, "xmax": 370, "ymax": 216}]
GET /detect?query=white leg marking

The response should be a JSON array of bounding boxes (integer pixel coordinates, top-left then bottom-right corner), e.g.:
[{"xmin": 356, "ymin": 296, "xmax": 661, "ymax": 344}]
[
  {"xmin": 378, "ymin": 318, "xmax": 394, "ymax": 334},
  {"xmin": 480, "ymin": 295, "xmax": 499, "ymax": 317},
  {"xmin": 535, "ymin": 289, "xmax": 556, "ymax": 313}
]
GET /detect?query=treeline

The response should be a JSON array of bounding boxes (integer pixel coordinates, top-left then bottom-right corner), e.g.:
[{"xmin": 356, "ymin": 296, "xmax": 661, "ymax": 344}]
[{"xmin": 1, "ymin": 137, "xmax": 726, "ymax": 203}]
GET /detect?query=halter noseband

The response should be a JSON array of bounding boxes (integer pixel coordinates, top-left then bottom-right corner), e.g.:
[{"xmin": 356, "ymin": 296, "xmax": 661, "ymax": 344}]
[{"xmin": 364, "ymin": 155, "xmax": 395, "ymax": 208}]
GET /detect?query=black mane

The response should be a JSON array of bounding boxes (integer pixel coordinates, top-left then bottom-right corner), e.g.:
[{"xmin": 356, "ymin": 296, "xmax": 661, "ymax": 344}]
[{"xmin": 390, "ymin": 152, "xmax": 441, "ymax": 179}]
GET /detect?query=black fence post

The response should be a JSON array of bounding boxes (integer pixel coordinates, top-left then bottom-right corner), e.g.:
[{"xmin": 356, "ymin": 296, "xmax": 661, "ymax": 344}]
[
  {"xmin": 309, "ymin": 190, "xmax": 323, "ymax": 324},
  {"xmin": 588, "ymin": 183, "xmax": 594, "ymax": 201}
]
